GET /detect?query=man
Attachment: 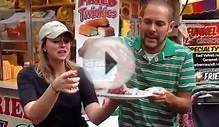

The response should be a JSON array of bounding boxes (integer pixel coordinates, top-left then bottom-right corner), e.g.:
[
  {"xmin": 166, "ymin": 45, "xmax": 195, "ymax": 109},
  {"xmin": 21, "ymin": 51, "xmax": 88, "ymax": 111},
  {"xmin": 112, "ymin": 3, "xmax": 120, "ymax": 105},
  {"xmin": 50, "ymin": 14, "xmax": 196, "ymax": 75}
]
[{"xmin": 119, "ymin": 0, "xmax": 196, "ymax": 126}]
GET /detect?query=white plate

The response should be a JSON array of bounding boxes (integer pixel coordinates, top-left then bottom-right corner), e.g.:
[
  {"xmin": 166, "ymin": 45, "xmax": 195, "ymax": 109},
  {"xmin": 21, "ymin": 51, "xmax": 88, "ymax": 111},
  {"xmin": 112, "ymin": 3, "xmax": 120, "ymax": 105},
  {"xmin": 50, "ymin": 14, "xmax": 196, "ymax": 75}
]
[{"xmin": 96, "ymin": 89, "xmax": 153, "ymax": 100}]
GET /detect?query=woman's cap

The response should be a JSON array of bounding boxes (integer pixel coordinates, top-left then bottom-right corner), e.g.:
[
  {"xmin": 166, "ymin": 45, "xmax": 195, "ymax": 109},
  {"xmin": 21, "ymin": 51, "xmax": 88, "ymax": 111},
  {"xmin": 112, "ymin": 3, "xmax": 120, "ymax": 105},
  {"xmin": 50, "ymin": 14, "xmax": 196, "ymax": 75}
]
[{"xmin": 39, "ymin": 20, "xmax": 73, "ymax": 41}]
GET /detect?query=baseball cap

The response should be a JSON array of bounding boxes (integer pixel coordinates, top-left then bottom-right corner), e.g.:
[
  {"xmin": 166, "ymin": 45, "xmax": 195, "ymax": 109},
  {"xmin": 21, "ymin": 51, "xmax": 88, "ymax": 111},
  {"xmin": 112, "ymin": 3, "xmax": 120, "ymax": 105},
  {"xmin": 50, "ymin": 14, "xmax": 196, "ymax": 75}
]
[{"xmin": 39, "ymin": 20, "xmax": 73, "ymax": 41}]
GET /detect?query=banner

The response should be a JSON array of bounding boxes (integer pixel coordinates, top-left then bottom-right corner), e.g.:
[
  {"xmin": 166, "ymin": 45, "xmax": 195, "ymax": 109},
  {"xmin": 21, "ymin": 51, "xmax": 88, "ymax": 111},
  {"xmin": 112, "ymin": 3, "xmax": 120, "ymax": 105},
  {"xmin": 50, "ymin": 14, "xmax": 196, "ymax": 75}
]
[
  {"xmin": 183, "ymin": 20, "xmax": 219, "ymax": 83},
  {"xmin": 195, "ymin": 68, "xmax": 219, "ymax": 83},
  {"xmin": 74, "ymin": 0, "xmax": 120, "ymax": 83},
  {"xmin": 183, "ymin": 0, "xmax": 219, "ymax": 15},
  {"xmin": 0, "ymin": 95, "xmax": 33, "ymax": 127}
]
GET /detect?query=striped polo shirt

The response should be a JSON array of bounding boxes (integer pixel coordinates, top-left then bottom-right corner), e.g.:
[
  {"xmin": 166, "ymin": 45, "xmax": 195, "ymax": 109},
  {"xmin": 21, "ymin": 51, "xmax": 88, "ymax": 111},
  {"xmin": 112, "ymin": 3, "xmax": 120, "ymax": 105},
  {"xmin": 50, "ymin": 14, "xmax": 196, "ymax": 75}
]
[{"xmin": 118, "ymin": 36, "xmax": 196, "ymax": 127}]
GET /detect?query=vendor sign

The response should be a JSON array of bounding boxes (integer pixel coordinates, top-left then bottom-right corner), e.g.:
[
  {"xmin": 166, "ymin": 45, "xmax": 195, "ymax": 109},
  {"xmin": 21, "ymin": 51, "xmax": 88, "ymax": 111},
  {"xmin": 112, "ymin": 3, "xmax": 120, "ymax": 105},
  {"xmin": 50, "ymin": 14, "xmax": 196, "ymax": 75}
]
[
  {"xmin": 183, "ymin": 20, "xmax": 219, "ymax": 83},
  {"xmin": 74, "ymin": 0, "xmax": 120, "ymax": 83},
  {"xmin": 0, "ymin": 95, "xmax": 33, "ymax": 127}
]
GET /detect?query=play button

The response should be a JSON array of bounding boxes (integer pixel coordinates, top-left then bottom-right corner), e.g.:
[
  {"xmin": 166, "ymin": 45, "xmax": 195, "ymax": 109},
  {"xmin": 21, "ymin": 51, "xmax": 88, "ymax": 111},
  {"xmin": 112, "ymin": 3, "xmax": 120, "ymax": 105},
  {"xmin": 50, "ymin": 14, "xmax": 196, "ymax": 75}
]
[
  {"xmin": 79, "ymin": 37, "xmax": 136, "ymax": 89},
  {"xmin": 105, "ymin": 52, "xmax": 117, "ymax": 75}
]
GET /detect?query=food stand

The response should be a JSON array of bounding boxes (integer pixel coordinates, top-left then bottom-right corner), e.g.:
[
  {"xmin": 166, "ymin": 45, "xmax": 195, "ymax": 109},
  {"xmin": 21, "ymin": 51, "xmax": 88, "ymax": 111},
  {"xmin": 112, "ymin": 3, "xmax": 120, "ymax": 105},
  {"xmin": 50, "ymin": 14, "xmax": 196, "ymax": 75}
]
[
  {"xmin": 182, "ymin": 0, "xmax": 219, "ymax": 84},
  {"xmin": 0, "ymin": 0, "xmax": 201, "ymax": 126},
  {"xmin": 179, "ymin": 0, "xmax": 219, "ymax": 126},
  {"xmin": 0, "ymin": 0, "xmax": 75, "ymax": 126}
]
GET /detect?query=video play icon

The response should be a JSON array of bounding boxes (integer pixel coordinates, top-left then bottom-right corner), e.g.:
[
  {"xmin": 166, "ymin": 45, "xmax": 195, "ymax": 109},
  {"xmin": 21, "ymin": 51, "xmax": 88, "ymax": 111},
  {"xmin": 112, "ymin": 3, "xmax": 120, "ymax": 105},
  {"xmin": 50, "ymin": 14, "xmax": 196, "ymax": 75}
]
[
  {"xmin": 79, "ymin": 37, "xmax": 136, "ymax": 89},
  {"xmin": 105, "ymin": 52, "xmax": 117, "ymax": 75}
]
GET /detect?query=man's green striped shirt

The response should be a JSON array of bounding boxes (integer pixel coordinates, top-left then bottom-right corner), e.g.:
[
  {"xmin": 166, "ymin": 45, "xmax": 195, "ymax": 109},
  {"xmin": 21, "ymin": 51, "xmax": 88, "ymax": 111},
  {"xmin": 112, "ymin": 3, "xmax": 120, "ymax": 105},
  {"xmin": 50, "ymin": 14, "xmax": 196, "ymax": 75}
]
[{"xmin": 118, "ymin": 36, "xmax": 196, "ymax": 127}]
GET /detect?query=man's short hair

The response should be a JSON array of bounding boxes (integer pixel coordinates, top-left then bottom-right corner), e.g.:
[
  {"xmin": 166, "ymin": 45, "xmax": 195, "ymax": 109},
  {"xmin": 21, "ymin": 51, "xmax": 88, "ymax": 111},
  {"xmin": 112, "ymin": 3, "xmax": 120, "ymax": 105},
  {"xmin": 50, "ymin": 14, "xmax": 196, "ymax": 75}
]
[{"xmin": 139, "ymin": 0, "xmax": 174, "ymax": 21}]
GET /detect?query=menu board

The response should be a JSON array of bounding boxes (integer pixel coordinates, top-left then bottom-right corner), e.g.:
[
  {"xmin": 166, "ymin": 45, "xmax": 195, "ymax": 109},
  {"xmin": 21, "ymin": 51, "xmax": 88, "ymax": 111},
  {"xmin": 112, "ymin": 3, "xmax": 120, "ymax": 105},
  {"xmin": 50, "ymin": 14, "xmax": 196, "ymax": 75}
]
[
  {"xmin": 183, "ymin": 20, "xmax": 219, "ymax": 83},
  {"xmin": 74, "ymin": 0, "xmax": 120, "ymax": 83}
]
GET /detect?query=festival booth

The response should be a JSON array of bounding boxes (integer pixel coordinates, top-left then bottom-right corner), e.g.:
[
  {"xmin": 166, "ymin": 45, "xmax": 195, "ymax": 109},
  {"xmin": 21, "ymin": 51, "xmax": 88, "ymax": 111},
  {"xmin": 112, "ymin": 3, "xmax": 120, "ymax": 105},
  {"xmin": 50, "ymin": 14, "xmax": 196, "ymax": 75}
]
[
  {"xmin": 1, "ymin": 0, "xmax": 212, "ymax": 126},
  {"xmin": 0, "ymin": 0, "xmax": 74, "ymax": 126},
  {"xmin": 182, "ymin": 0, "xmax": 219, "ymax": 84},
  {"xmin": 179, "ymin": 1, "xmax": 219, "ymax": 127}
]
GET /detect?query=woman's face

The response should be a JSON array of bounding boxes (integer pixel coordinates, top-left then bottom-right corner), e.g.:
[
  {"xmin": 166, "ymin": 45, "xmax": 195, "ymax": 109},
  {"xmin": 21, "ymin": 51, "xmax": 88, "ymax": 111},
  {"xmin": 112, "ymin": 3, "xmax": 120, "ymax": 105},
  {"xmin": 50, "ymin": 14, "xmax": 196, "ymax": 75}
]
[{"xmin": 43, "ymin": 33, "xmax": 72, "ymax": 62}]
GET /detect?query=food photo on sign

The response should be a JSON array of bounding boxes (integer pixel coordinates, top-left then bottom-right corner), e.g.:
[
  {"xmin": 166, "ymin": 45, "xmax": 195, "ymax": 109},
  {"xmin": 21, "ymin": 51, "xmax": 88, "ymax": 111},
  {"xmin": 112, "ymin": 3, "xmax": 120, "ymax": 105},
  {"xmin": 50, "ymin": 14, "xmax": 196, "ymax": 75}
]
[{"xmin": 79, "ymin": 18, "xmax": 115, "ymax": 37}]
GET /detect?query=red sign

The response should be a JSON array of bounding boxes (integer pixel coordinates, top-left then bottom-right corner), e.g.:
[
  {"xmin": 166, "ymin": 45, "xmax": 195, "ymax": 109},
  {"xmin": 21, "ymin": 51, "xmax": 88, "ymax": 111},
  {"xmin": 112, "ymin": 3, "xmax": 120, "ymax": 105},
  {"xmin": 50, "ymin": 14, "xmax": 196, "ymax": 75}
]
[
  {"xmin": 0, "ymin": 95, "xmax": 32, "ymax": 127},
  {"xmin": 183, "ymin": 20, "xmax": 219, "ymax": 83},
  {"xmin": 184, "ymin": 22, "xmax": 219, "ymax": 46}
]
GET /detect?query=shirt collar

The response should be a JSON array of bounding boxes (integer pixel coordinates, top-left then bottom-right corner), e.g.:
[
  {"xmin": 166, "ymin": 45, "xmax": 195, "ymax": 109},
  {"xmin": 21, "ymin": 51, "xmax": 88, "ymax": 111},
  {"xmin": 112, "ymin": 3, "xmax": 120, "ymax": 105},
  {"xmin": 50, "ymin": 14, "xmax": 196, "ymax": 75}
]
[
  {"xmin": 163, "ymin": 38, "xmax": 176, "ymax": 57},
  {"xmin": 134, "ymin": 37, "xmax": 176, "ymax": 63}
]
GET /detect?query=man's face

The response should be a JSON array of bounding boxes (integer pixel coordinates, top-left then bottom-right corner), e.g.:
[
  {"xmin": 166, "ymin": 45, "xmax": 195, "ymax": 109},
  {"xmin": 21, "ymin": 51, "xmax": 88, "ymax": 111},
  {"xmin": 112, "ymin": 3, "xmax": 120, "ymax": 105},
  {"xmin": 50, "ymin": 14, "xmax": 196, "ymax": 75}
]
[{"xmin": 140, "ymin": 3, "xmax": 174, "ymax": 53}]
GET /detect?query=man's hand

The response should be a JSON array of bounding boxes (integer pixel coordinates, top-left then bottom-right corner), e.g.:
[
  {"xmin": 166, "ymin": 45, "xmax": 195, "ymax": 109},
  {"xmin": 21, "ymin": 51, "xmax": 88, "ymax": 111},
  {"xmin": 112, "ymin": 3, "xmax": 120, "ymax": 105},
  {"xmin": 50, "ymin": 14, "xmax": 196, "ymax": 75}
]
[
  {"xmin": 148, "ymin": 87, "xmax": 167, "ymax": 105},
  {"xmin": 148, "ymin": 87, "xmax": 192, "ymax": 113}
]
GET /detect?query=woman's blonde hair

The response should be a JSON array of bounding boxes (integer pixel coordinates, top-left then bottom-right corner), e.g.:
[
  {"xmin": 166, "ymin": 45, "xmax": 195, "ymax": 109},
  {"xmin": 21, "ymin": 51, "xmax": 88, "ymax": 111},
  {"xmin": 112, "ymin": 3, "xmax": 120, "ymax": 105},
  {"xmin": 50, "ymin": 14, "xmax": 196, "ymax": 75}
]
[{"xmin": 35, "ymin": 38, "xmax": 77, "ymax": 84}]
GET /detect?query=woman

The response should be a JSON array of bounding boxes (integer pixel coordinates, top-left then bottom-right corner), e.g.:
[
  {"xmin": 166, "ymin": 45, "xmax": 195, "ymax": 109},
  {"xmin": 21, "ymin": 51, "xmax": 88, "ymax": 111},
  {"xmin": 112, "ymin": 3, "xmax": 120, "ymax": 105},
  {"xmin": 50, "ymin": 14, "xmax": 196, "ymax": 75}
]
[{"xmin": 17, "ymin": 21, "xmax": 118, "ymax": 127}]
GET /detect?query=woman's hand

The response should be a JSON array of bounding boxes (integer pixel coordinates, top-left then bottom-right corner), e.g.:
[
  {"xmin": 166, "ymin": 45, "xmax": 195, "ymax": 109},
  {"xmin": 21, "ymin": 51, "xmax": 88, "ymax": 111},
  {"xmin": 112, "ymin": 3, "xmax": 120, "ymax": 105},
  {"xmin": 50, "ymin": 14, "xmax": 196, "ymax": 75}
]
[{"xmin": 51, "ymin": 70, "xmax": 80, "ymax": 94}]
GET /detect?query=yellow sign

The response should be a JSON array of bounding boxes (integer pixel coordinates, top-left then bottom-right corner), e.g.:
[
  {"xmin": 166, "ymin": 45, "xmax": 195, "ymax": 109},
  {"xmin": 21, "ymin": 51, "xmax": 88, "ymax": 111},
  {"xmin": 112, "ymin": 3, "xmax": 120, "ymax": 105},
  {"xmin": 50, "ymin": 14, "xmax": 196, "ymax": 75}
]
[{"xmin": 188, "ymin": 45, "xmax": 219, "ymax": 53}]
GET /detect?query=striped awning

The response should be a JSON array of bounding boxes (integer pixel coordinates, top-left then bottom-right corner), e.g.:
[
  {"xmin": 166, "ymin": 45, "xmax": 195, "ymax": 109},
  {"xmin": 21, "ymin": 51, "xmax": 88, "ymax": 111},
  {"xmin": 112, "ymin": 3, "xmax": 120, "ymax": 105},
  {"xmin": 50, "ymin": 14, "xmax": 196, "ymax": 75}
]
[{"xmin": 182, "ymin": 0, "xmax": 219, "ymax": 15}]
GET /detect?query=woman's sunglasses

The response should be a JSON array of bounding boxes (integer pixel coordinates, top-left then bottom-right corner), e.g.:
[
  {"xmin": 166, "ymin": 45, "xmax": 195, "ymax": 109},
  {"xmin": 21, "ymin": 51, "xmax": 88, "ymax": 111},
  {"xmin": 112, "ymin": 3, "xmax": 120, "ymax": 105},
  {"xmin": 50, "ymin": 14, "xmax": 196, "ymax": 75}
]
[{"xmin": 48, "ymin": 36, "xmax": 72, "ymax": 44}]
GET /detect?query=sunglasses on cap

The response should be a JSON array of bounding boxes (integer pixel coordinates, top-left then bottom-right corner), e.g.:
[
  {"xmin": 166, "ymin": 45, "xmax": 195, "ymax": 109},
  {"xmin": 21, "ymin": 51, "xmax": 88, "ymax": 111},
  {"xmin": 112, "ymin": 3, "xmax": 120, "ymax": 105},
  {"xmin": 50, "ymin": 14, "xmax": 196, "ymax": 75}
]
[{"xmin": 48, "ymin": 35, "xmax": 72, "ymax": 44}]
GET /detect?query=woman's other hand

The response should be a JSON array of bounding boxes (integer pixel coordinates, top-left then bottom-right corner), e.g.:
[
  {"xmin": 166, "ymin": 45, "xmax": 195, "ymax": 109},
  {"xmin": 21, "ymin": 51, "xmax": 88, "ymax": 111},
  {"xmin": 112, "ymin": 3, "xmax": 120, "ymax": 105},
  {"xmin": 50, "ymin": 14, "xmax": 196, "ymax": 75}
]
[{"xmin": 51, "ymin": 70, "xmax": 80, "ymax": 94}]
